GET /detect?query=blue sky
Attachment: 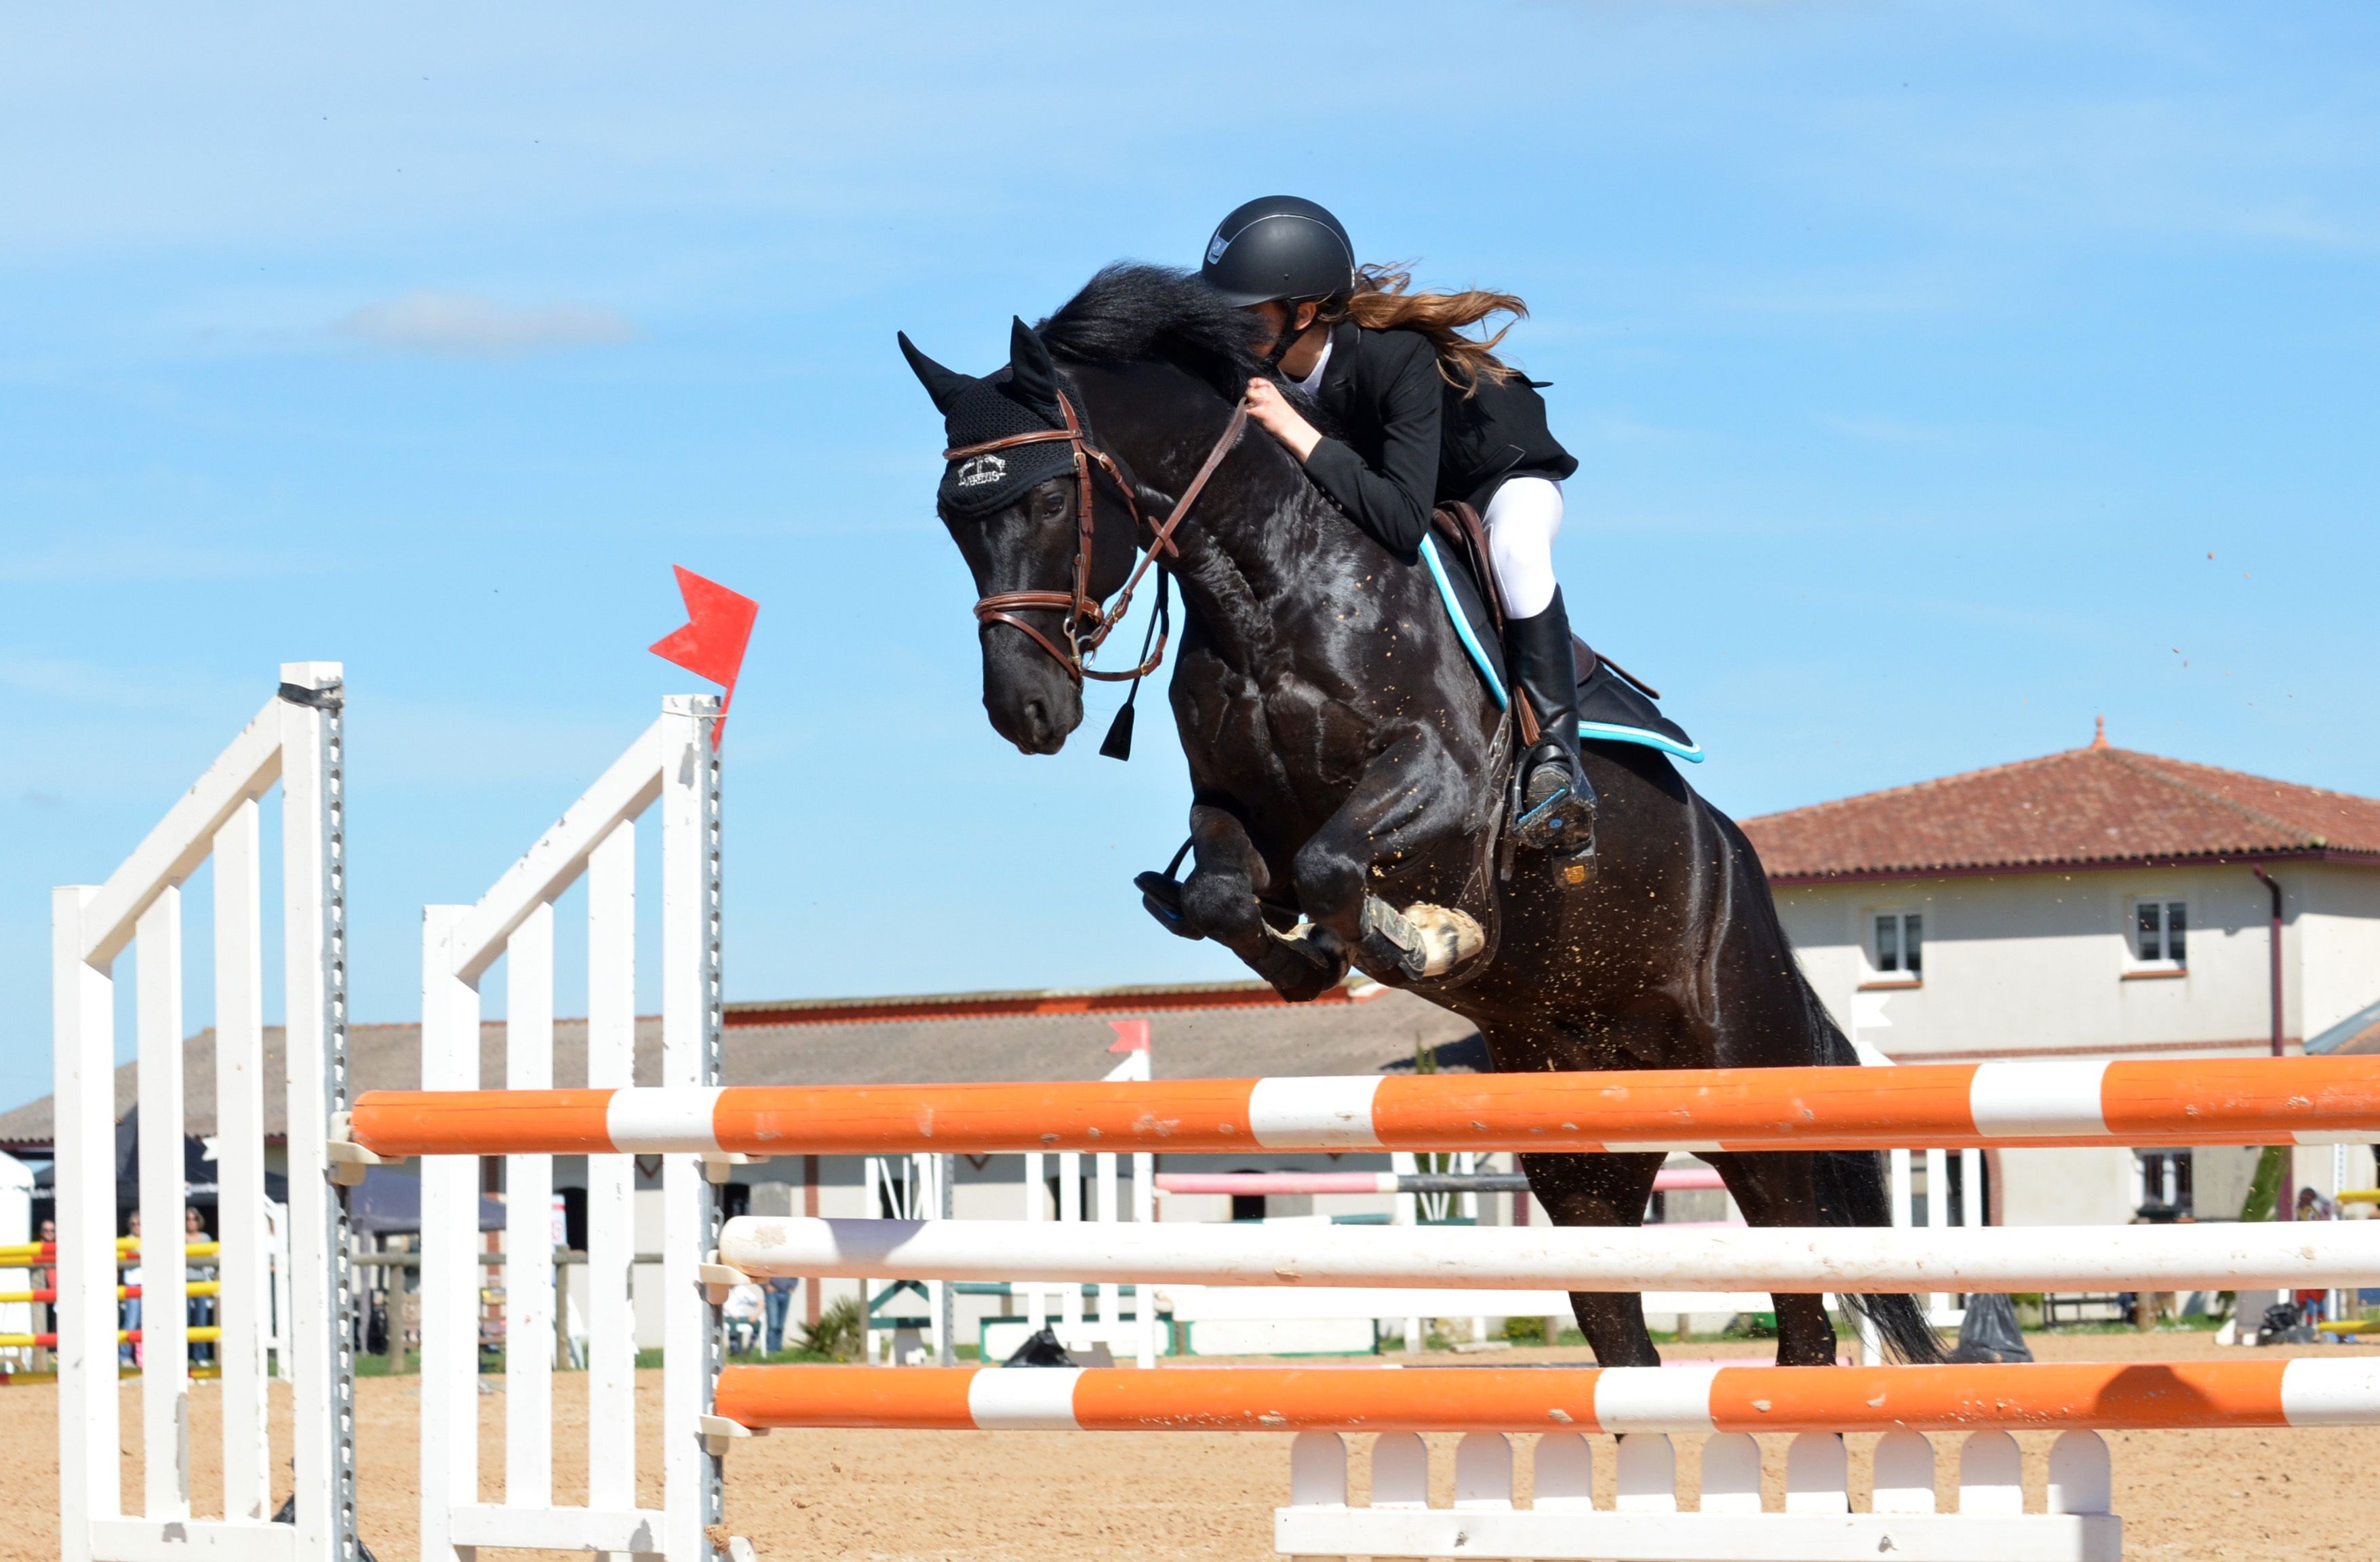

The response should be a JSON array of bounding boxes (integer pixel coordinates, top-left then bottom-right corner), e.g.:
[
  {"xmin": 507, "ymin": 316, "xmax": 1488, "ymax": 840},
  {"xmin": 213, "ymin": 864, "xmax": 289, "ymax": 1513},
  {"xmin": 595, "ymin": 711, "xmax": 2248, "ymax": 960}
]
[{"xmin": 4, "ymin": 3, "xmax": 2377, "ymax": 1112}]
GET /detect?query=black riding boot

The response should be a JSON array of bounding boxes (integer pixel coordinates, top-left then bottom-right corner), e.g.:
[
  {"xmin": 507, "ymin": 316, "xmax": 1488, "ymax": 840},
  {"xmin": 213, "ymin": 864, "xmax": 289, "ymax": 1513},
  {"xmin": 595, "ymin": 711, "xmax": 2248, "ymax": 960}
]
[{"xmin": 1506, "ymin": 588, "xmax": 1598, "ymax": 854}]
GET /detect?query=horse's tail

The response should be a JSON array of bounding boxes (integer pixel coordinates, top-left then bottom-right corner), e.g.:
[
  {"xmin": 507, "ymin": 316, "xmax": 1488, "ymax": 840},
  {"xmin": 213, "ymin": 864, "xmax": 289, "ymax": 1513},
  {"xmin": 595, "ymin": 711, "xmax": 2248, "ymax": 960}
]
[
  {"xmin": 1799, "ymin": 971, "xmax": 1948, "ymax": 1365},
  {"xmin": 1813, "ymin": 1148, "xmax": 1947, "ymax": 1363}
]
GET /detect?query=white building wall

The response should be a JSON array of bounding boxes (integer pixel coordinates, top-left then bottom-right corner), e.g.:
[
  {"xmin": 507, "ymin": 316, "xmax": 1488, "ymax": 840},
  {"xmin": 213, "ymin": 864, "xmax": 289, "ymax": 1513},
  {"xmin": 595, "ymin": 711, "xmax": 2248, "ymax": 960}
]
[
  {"xmin": 1772, "ymin": 861, "xmax": 2380, "ymax": 1228},
  {"xmin": 2297, "ymin": 864, "xmax": 2380, "ymax": 1041},
  {"xmin": 1994, "ymin": 1147, "xmax": 2137, "ymax": 1228},
  {"xmin": 1776, "ymin": 864, "xmax": 2297, "ymax": 1060}
]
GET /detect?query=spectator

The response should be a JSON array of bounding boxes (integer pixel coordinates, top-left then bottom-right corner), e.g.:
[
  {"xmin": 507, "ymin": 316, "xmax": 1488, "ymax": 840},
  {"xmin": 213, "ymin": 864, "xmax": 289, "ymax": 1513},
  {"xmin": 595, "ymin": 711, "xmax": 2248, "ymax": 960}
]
[
  {"xmin": 186, "ymin": 1206, "xmax": 214, "ymax": 1366},
  {"xmin": 763, "ymin": 1275, "xmax": 799, "ymax": 1354},
  {"xmin": 721, "ymin": 1283, "xmax": 765, "ymax": 1356},
  {"xmin": 121, "ymin": 1211, "xmax": 141, "ymax": 1365},
  {"xmin": 33, "ymin": 1218, "xmax": 56, "ymax": 1341},
  {"xmin": 2296, "ymin": 1188, "xmax": 2338, "ymax": 1322}
]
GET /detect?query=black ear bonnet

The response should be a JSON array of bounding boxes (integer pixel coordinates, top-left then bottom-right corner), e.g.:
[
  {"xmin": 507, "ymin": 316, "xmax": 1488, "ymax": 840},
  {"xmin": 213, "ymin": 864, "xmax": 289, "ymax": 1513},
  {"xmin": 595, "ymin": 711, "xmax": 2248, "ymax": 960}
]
[{"xmin": 898, "ymin": 321, "xmax": 1077, "ymax": 520}]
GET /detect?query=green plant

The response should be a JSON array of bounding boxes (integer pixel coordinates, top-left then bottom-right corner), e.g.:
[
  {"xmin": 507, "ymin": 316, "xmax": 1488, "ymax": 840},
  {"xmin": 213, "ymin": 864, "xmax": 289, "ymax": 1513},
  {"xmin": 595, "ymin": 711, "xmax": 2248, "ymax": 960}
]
[
  {"xmin": 1501, "ymin": 1317, "xmax": 1547, "ymax": 1345},
  {"xmin": 2240, "ymin": 1146, "xmax": 2288, "ymax": 1222},
  {"xmin": 793, "ymin": 1296, "xmax": 866, "ymax": 1362}
]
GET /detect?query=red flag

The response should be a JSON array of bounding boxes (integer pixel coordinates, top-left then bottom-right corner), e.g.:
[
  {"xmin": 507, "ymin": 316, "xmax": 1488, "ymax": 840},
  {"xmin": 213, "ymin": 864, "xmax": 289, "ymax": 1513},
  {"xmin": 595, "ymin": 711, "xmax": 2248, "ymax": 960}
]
[
  {"xmin": 648, "ymin": 566, "xmax": 758, "ymax": 748},
  {"xmin": 1107, "ymin": 1019, "xmax": 1151, "ymax": 1054}
]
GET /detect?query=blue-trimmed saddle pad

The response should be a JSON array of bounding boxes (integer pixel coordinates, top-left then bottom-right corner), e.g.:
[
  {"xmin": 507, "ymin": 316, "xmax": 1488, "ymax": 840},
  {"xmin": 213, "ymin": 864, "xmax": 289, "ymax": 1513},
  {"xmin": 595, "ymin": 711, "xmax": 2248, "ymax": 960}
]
[{"xmin": 1418, "ymin": 534, "xmax": 1703, "ymax": 763}]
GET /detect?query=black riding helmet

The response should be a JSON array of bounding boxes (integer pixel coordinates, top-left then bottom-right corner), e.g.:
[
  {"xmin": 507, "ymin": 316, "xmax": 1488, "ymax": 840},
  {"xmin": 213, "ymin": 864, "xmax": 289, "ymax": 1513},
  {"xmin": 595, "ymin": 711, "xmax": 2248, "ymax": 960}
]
[{"xmin": 1200, "ymin": 195, "xmax": 1355, "ymax": 308}]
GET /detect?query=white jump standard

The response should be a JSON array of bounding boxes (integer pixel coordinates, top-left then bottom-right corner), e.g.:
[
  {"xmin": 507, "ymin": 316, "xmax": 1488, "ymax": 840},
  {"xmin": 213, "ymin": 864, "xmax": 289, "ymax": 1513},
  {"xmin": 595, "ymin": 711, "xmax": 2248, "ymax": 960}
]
[{"xmin": 52, "ymin": 665, "xmax": 356, "ymax": 1562}]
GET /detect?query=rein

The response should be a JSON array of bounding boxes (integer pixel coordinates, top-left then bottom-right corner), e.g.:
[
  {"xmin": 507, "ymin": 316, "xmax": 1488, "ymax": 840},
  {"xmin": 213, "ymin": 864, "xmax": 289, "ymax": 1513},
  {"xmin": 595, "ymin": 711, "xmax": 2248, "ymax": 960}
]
[{"xmin": 946, "ymin": 390, "xmax": 1248, "ymax": 684}]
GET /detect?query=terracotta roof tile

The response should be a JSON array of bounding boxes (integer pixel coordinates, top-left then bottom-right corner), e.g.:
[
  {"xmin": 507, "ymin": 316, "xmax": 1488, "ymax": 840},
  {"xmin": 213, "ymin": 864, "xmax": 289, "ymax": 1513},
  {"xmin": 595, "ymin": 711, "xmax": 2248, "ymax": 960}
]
[{"xmin": 1741, "ymin": 744, "xmax": 2380, "ymax": 882}]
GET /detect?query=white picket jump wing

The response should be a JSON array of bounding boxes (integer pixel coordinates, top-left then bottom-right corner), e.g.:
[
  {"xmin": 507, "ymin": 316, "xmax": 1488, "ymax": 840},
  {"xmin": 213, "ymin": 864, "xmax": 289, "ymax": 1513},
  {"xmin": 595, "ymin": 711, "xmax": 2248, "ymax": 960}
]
[
  {"xmin": 417, "ymin": 695, "xmax": 727, "ymax": 1562},
  {"xmin": 53, "ymin": 664, "xmax": 352, "ymax": 1562}
]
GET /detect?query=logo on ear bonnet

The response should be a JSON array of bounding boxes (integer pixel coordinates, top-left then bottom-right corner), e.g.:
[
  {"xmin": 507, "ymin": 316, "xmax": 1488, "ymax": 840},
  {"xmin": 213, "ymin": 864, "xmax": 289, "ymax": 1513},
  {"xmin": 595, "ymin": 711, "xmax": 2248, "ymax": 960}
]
[{"xmin": 955, "ymin": 453, "xmax": 1008, "ymax": 488}]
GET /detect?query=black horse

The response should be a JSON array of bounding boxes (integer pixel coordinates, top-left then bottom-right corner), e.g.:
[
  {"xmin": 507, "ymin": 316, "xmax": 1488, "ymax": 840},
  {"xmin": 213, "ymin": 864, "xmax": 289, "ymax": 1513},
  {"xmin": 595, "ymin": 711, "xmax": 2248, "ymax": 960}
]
[{"xmin": 900, "ymin": 265, "xmax": 1939, "ymax": 1368}]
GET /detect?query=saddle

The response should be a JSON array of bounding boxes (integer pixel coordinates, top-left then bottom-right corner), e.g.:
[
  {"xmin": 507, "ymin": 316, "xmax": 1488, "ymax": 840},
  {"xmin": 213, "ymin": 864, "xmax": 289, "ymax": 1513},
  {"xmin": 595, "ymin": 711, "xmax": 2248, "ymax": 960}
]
[{"xmin": 1425, "ymin": 502, "xmax": 1698, "ymax": 761}]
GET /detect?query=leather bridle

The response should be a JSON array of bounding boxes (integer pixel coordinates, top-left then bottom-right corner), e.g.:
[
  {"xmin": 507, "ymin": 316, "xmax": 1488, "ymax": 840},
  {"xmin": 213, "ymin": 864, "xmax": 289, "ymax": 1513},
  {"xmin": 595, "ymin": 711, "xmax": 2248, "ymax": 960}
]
[{"xmin": 945, "ymin": 389, "xmax": 1248, "ymax": 684}]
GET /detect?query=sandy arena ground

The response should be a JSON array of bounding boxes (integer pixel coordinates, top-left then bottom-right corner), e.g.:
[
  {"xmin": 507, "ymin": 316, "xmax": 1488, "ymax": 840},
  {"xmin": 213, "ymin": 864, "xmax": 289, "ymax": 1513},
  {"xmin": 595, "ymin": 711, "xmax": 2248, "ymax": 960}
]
[{"xmin": 3, "ymin": 1331, "xmax": 2370, "ymax": 1561}]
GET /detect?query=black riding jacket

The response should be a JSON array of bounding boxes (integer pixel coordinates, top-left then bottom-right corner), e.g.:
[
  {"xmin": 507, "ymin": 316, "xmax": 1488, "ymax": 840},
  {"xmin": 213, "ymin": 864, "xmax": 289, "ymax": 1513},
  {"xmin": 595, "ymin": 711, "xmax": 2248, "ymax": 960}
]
[{"xmin": 1301, "ymin": 321, "xmax": 1578, "ymax": 555}]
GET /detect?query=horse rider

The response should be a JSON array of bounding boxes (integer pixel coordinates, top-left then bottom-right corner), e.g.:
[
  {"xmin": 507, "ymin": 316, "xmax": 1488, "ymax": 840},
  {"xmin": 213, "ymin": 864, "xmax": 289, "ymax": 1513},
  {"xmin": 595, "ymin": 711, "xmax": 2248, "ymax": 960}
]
[{"xmin": 1199, "ymin": 195, "xmax": 1591, "ymax": 851}]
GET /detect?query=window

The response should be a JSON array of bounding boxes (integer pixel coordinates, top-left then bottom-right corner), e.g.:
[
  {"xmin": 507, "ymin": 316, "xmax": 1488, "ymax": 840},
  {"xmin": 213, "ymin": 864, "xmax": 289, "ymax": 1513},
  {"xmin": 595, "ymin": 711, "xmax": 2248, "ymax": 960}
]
[
  {"xmin": 1871, "ymin": 911, "xmax": 1923, "ymax": 981},
  {"xmin": 2134, "ymin": 1149, "xmax": 2192, "ymax": 1221},
  {"xmin": 2133, "ymin": 899, "xmax": 2187, "ymax": 967}
]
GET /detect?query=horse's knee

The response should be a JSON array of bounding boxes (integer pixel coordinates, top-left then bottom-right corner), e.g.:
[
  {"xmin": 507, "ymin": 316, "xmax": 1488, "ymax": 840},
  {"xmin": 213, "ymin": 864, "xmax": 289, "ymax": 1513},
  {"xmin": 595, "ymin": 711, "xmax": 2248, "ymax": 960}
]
[
  {"xmin": 1290, "ymin": 839, "xmax": 1367, "ymax": 934},
  {"xmin": 1182, "ymin": 866, "xmax": 1349, "ymax": 1002}
]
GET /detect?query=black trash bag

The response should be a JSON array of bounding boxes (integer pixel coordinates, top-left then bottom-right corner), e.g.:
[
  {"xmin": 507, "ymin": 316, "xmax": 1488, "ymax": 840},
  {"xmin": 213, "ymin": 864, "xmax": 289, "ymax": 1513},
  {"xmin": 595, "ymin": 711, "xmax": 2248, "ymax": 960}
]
[
  {"xmin": 1946, "ymin": 1292, "xmax": 2033, "ymax": 1363},
  {"xmin": 2257, "ymin": 1302, "xmax": 2318, "ymax": 1346},
  {"xmin": 274, "ymin": 1496, "xmax": 381, "ymax": 1562},
  {"xmin": 1002, "ymin": 1326, "xmax": 1078, "ymax": 1368}
]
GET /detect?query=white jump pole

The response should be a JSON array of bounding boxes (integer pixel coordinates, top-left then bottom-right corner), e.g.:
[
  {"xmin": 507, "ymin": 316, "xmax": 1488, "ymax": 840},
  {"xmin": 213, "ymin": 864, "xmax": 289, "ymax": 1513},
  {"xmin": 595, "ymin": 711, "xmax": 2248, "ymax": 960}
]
[
  {"xmin": 1392, "ymin": 1150, "xmax": 1423, "ymax": 1353},
  {"xmin": 1925, "ymin": 1146, "xmax": 1951, "ymax": 1322},
  {"xmin": 1133, "ymin": 1153, "xmax": 1155, "ymax": 1368},
  {"xmin": 585, "ymin": 820, "xmax": 638, "ymax": 1527},
  {"xmin": 1023, "ymin": 1151, "xmax": 1046, "ymax": 1334},
  {"xmin": 861, "ymin": 1157, "xmax": 881, "ymax": 1365},
  {"xmin": 1059, "ymin": 1153, "xmax": 1084, "ymax": 1331},
  {"xmin": 719, "ymin": 1214, "xmax": 2380, "ymax": 1298},
  {"xmin": 1096, "ymin": 1153, "xmax": 1119, "ymax": 1333}
]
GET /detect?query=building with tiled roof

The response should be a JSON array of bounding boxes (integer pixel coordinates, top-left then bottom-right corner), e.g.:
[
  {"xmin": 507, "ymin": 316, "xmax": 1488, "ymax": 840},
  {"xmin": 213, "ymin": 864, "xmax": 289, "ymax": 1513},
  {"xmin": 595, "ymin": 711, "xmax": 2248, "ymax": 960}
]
[
  {"xmin": 1741, "ymin": 724, "xmax": 2380, "ymax": 1229},
  {"xmin": 1743, "ymin": 721, "xmax": 2380, "ymax": 883}
]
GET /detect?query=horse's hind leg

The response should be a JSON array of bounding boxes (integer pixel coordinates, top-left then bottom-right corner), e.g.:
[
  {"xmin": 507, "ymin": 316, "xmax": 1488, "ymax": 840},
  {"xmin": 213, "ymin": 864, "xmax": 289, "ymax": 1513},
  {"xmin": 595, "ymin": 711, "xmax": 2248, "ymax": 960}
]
[
  {"xmin": 1521, "ymin": 1150, "xmax": 1664, "ymax": 1367},
  {"xmin": 1176, "ymin": 803, "xmax": 1348, "ymax": 1003},
  {"xmin": 1707, "ymin": 1150, "xmax": 1840, "ymax": 1366}
]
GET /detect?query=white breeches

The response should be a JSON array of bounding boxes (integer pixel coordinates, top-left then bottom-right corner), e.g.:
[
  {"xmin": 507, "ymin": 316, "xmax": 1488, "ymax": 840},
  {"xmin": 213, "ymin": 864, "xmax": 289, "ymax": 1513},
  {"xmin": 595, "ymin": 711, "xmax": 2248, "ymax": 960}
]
[{"xmin": 1482, "ymin": 475, "xmax": 1564, "ymax": 620}]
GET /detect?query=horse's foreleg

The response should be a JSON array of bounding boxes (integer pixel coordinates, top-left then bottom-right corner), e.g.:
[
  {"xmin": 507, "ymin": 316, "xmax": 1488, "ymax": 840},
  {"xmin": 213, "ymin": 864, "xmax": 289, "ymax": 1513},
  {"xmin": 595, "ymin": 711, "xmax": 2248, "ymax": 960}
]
[
  {"xmin": 1176, "ymin": 803, "xmax": 1348, "ymax": 1003},
  {"xmin": 1520, "ymin": 1150, "xmax": 1665, "ymax": 1367},
  {"xmin": 1707, "ymin": 1151, "xmax": 1841, "ymax": 1366},
  {"xmin": 1289, "ymin": 736, "xmax": 1482, "ymax": 984}
]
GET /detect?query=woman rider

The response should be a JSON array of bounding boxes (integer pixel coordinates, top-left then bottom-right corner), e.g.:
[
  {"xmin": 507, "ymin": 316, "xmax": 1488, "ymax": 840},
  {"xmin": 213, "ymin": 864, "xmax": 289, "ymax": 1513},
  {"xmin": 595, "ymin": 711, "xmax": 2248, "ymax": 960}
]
[{"xmin": 1199, "ymin": 195, "xmax": 1591, "ymax": 852}]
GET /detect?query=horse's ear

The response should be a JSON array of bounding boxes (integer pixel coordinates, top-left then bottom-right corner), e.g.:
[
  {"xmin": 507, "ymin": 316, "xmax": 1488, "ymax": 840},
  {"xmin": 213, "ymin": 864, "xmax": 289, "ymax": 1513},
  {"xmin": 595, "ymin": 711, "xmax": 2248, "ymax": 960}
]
[
  {"xmin": 1008, "ymin": 316, "xmax": 1060, "ymax": 414},
  {"xmin": 898, "ymin": 331, "xmax": 970, "ymax": 413}
]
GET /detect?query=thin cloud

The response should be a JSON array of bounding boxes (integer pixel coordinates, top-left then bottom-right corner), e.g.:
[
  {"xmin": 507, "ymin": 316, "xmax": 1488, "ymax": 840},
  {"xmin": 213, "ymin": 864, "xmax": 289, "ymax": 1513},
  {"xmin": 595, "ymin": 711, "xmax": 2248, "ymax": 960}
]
[{"xmin": 336, "ymin": 289, "xmax": 635, "ymax": 357}]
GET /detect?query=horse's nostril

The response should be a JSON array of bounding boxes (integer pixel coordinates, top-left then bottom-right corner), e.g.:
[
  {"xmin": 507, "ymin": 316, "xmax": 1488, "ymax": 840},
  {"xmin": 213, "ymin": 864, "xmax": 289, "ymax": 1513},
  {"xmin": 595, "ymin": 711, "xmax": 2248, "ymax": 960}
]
[{"xmin": 1021, "ymin": 699, "xmax": 1049, "ymax": 741}]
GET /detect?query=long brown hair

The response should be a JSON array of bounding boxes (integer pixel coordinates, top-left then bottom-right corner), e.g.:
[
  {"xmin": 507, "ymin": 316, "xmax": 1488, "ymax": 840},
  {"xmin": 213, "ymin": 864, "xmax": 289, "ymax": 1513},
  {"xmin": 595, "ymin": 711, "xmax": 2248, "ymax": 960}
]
[{"xmin": 1318, "ymin": 264, "xmax": 1526, "ymax": 395}]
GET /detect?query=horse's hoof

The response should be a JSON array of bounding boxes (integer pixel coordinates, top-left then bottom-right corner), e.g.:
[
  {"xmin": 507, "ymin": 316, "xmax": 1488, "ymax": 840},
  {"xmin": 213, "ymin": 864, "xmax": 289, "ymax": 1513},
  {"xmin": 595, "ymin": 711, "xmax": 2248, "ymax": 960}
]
[
  {"xmin": 1348, "ymin": 897, "xmax": 1485, "ymax": 983},
  {"xmin": 1253, "ymin": 922, "xmax": 1349, "ymax": 1002},
  {"xmin": 1351, "ymin": 896, "xmax": 1429, "ymax": 983},
  {"xmin": 1404, "ymin": 903, "xmax": 1486, "ymax": 977}
]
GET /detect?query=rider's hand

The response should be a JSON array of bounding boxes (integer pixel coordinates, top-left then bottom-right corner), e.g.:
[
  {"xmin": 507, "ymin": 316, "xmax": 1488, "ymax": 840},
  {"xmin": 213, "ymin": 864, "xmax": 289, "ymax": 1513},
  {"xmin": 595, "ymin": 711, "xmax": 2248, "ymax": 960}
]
[{"xmin": 1246, "ymin": 378, "xmax": 1322, "ymax": 462}]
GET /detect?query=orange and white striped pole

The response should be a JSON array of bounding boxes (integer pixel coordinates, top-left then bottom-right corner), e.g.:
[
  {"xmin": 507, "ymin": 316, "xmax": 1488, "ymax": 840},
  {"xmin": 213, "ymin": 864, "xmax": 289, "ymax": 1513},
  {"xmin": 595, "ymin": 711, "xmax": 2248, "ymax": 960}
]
[
  {"xmin": 713, "ymin": 1358, "xmax": 2380, "ymax": 1436},
  {"xmin": 349, "ymin": 1055, "xmax": 2380, "ymax": 1159}
]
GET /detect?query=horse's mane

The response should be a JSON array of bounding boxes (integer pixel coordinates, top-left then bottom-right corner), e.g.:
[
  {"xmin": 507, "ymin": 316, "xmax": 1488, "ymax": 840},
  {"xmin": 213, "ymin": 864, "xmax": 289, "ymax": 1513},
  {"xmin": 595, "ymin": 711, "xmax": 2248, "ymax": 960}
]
[{"xmin": 1037, "ymin": 264, "xmax": 1267, "ymax": 388}]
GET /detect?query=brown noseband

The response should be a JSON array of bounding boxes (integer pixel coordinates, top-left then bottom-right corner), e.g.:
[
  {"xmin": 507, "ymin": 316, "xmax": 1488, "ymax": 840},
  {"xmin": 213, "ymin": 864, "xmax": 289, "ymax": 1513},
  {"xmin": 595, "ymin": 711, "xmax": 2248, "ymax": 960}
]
[{"xmin": 945, "ymin": 389, "xmax": 1248, "ymax": 684}]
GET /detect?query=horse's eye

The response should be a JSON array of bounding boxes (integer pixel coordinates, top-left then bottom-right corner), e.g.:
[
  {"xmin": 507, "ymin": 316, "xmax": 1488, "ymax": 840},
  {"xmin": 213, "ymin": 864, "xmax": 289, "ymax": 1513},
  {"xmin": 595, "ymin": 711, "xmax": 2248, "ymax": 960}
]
[{"xmin": 1037, "ymin": 489, "xmax": 1069, "ymax": 519}]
